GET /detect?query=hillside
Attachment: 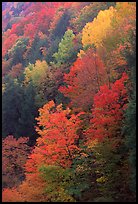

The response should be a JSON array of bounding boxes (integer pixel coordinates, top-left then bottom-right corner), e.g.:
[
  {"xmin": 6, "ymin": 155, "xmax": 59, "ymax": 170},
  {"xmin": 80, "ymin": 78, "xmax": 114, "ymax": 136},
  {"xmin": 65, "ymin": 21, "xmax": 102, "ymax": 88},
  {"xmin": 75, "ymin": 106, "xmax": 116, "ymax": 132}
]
[{"xmin": 2, "ymin": 2, "xmax": 136, "ymax": 202}]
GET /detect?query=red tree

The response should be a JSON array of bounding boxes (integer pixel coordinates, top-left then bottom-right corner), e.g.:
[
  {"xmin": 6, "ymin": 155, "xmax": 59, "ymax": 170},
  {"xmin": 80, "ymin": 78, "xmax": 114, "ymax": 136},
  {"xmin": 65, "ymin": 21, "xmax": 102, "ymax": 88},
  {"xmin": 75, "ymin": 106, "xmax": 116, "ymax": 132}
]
[
  {"xmin": 85, "ymin": 72, "xmax": 128, "ymax": 143},
  {"xmin": 59, "ymin": 48, "xmax": 107, "ymax": 112},
  {"xmin": 9, "ymin": 63, "xmax": 24, "ymax": 78},
  {"xmin": 2, "ymin": 135, "xmax": 30, "ymax": 188},
  {"xmin": 2, "ymin": 33, "xmax": 18, "ymax": 57}
]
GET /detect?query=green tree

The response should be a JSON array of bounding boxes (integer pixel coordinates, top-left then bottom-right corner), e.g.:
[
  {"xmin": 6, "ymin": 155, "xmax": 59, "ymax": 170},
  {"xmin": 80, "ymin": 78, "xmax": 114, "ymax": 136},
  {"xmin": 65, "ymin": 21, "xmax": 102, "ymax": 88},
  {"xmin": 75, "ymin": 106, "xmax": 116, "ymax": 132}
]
[
  {"xmin": 45, "ymin": 37, "xmax": 61, "ymax": 64},
  {"xmin": 46, "ymin": 10, "xmax": 71, "ymax": 64},
  {"xmin": 123, "ymin": 30, "xmax": 136, "ymax": 195},
  {"xmin": 39, "ymin": 165, "xmax": 75, "ymax": 202},
  {"xmin": 39, "ymin": 155, "xmax": 93, "ymax": 202},
  {"xmin": 2, "ymin": 77, "xmax": 38, "ymax": 144},
  {"xmin": 52, "ymin": 29, "xmax": 77, "ymax": 67},
  {"xmin": 50, "ymin": 9, "xmax": 70, "ymax": 41},
  {"xmin": 24, "ymin": 35, "xmax": 48, "ymax": 65},
  {"xmin": 124, "ymin": 93, "xmax": 136, "ymax": 195},
  {"xmin": 24, "ymin": 60, "xmax": 49, "ymax": 107},
  {"xmin": 92, "ymin": 137, "xmax": 131, "ymax": 202},
  {"xmin": 8, "ymin": 37, "xmax": 29, "ymax": 66},
  {"xmin": 16, "ymin": 83, "xmax": 38, "ymax": 146}
]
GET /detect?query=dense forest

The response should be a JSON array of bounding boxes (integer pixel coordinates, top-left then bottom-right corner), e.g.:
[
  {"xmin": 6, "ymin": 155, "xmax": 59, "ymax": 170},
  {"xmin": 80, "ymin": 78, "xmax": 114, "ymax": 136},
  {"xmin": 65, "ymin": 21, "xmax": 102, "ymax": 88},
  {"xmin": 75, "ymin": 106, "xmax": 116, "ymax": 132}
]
[{"xmin": 2, "ymin": 2, "xmax": 136, "ymax": 202}]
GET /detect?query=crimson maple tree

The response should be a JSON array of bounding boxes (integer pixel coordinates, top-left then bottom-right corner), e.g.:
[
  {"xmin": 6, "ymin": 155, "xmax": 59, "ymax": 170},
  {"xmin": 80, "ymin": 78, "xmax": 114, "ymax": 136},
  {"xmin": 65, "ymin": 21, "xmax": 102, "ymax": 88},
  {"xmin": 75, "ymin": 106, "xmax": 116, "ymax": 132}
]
[{"xmin": 85, "ymin": 72, "xmax": 128, "ymax": 143}]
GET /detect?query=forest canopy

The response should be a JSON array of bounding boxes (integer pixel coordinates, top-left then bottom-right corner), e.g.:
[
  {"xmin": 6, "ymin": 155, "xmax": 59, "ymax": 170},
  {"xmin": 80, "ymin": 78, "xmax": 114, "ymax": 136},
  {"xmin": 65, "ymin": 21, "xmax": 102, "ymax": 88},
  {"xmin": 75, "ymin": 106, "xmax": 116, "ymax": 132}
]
[{"xmin": 2, "ymin": 2, "xmax": 136, "ymax": 202}]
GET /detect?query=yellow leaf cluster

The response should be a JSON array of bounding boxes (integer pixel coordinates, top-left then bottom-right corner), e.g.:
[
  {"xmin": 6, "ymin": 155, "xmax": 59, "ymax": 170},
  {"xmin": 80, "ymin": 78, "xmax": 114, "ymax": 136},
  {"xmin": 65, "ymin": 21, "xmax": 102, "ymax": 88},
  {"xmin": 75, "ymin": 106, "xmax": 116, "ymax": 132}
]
[
  {"xmin": 82, "ymin": 6, "xmax": 115, "ymax": 48},
  {"xmin": 96, "ymin": 176, "xmax": 107, "ymax": 183},
  {"xmin": 77, "ymin": 49, "xmax": 86, "ymax": 58},
  {"xmin": 87, "ymin": 139, "xmax": 98, "ymax": 149}
]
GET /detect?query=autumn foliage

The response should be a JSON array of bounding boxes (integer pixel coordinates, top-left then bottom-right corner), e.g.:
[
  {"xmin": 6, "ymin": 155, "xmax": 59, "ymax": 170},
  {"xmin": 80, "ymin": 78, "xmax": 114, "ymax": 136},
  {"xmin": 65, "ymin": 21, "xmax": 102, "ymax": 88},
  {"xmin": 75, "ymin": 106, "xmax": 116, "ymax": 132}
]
[
  {"xmin": 2, "ymin": 135, "xmax": 30, "ymax": 188},
  {"xmin": 2, "ymin": 188, "xmax": 23, "ymax": 202},
  {"xmin": 82, "ymin": 6, "xmax": 115, "ymax": 48},
  {"xmin": 2, "ymin": 101, "xmax": 84, "ymax": 202},
  {"xmin": 59, "ymin": 49, "xmax": 107, "ymax": 111},
  {"xmin": 25, "ymin": 100, "xmax": 83, "ymax": 173},
  {"xmin": 85, "ymin": 73, "xmax": 128, "ymax": 143},
  {"xmin": 16, "ymin": 173, "xmax": 47, "ymax": 202},
  {"xmin": 2, "ymin": 2, "xmax": 136, "ymax": 202}
]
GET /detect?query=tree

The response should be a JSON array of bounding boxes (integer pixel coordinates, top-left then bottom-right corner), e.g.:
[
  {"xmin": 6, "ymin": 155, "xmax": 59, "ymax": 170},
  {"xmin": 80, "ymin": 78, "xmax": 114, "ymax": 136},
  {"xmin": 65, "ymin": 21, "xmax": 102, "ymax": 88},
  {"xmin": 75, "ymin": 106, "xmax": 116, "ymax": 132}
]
[
  {"xmin": 24, "ymin": 23, "xmax": 37, "ymax": 39},
  {"xmin": 122, "ymin": 27, "xmax": 136, "ymax": 195},
  {"xmin": 2, "ymin": 78, "xmax": 24, "ymax": 137},
  {"xmin": 24, "ymin": 60, "xmax": 48, "ymax": 86},
  {"xmin": 8, "ymin": 37, "xmax": 29, "ymax": 66},
  {"xmin": 123, "ymin": 93, "xmax": 136, "ymax": 195},
  {"xmin": 7, "ymin": 101, "xmax": 84, "ymax": 202},
  {"xmin": 91, "ymin": 136, "xmax": 132, "ymax": 202},
  {"xmin": 2, "ymin": 58, "xmax": 13, "ymax": 77},
  {"xmin": 46, "ymin": 9, "xmax": 71, "ymax": 64},
  {"xmin": 82, "ymin": 6, "xmax": 115, "ymax": 49},
  {"xmin": 2, "ymin": 33, "xmax": 18, "ymax": 58},
  {"xmin": 2, "ymin": 76, "xmax": 37, "ymax": 142},
  {"xmin": 23, "ymin": 34, "xmax": 48, "ymax": 65},
  {"xmin": 84, "ymin": 73, "xmax": 134, "ymax": 202},
  {"xmin": 24, "ymin": 60, "xmax": 49, "ymax": 107},
  {"xmin": 49, "ymin": 9, "xmax": 70, "ymax": 41},
  {"xmin": 2, "ymin": 135, "xmax": 30, "ymax": 188},
  {"xmin": 59, "ymin": 48, "xmax": 107, "ymax": 112},
  {"xmin": 15, "ymin": 172, "xmax": 48, "ymax": 202},
  {"xmin": 52, "ymin": 29, "xmax": 77, "ymax": 67},
  {"xmin": 2, "ymin": 172, "xmax": 48, "ymax": 202},
  {"xmin": 16, "ymin": 83, "xmax": 38, "ymax": 146},
  {"xmin": 24, "ymin": 101, "xmax": 83, "ymax": 179},
  {"xmin": 39, "ymin": 165, "xmax": 75, "ymax": 202},
  {"xmin": 85, "ymin": 72, "xmax": 128, "ymax": 143},
  {"xmin": 25, "ymin": 101, "xmax": 83, "ymax": 172},
  {"xmin": 8, "ymin": 63, "xmax": 23, "ymax": 79},
  {"xmin": 45, "ymin": 37, "xmax": 61, "ymax": 64},
  {"xmin": 2, "ymin": 2, "xmax": 136, "ymax": 202}
]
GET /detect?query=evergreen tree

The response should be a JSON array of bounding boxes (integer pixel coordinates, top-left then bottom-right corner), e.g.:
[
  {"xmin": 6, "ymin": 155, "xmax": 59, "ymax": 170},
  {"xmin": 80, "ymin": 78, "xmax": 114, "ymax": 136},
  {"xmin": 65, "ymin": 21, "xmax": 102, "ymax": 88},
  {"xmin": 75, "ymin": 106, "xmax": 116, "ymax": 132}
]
[
  {"xmin": 16, "ymin": 83, "xmax": 38, "ymax": 146},
  {"xmin": 2, "ymin": 78, "xmax": 23, "ymax": 138},
  {"xmin": 123, "ymin": 30, "xmax": 136, "ymax": 195}
]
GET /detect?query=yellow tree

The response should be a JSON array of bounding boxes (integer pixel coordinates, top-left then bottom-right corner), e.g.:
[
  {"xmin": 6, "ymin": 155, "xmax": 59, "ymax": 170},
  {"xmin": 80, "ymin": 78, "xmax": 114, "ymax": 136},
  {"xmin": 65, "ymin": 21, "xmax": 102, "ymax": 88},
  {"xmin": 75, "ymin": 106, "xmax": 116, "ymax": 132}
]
[
  {"xmin": 24, "ymin": 60, "xmax": 49, "ymax": 86},
  {"xmin": 82, "ymin": 6, "xmax": 115, "ymax": 49},
  {"xmin": 24, "ymin": 60, "xmax": 52, "ymax": 107}
]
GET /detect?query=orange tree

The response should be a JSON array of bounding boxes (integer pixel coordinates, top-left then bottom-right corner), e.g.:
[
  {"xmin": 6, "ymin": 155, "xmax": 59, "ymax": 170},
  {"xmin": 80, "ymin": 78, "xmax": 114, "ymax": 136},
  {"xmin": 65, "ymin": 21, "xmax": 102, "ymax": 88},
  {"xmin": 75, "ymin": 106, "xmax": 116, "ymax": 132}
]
[{"xmin": 59, "ymin": 48, "xmax": 107, "ymax": 112}]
